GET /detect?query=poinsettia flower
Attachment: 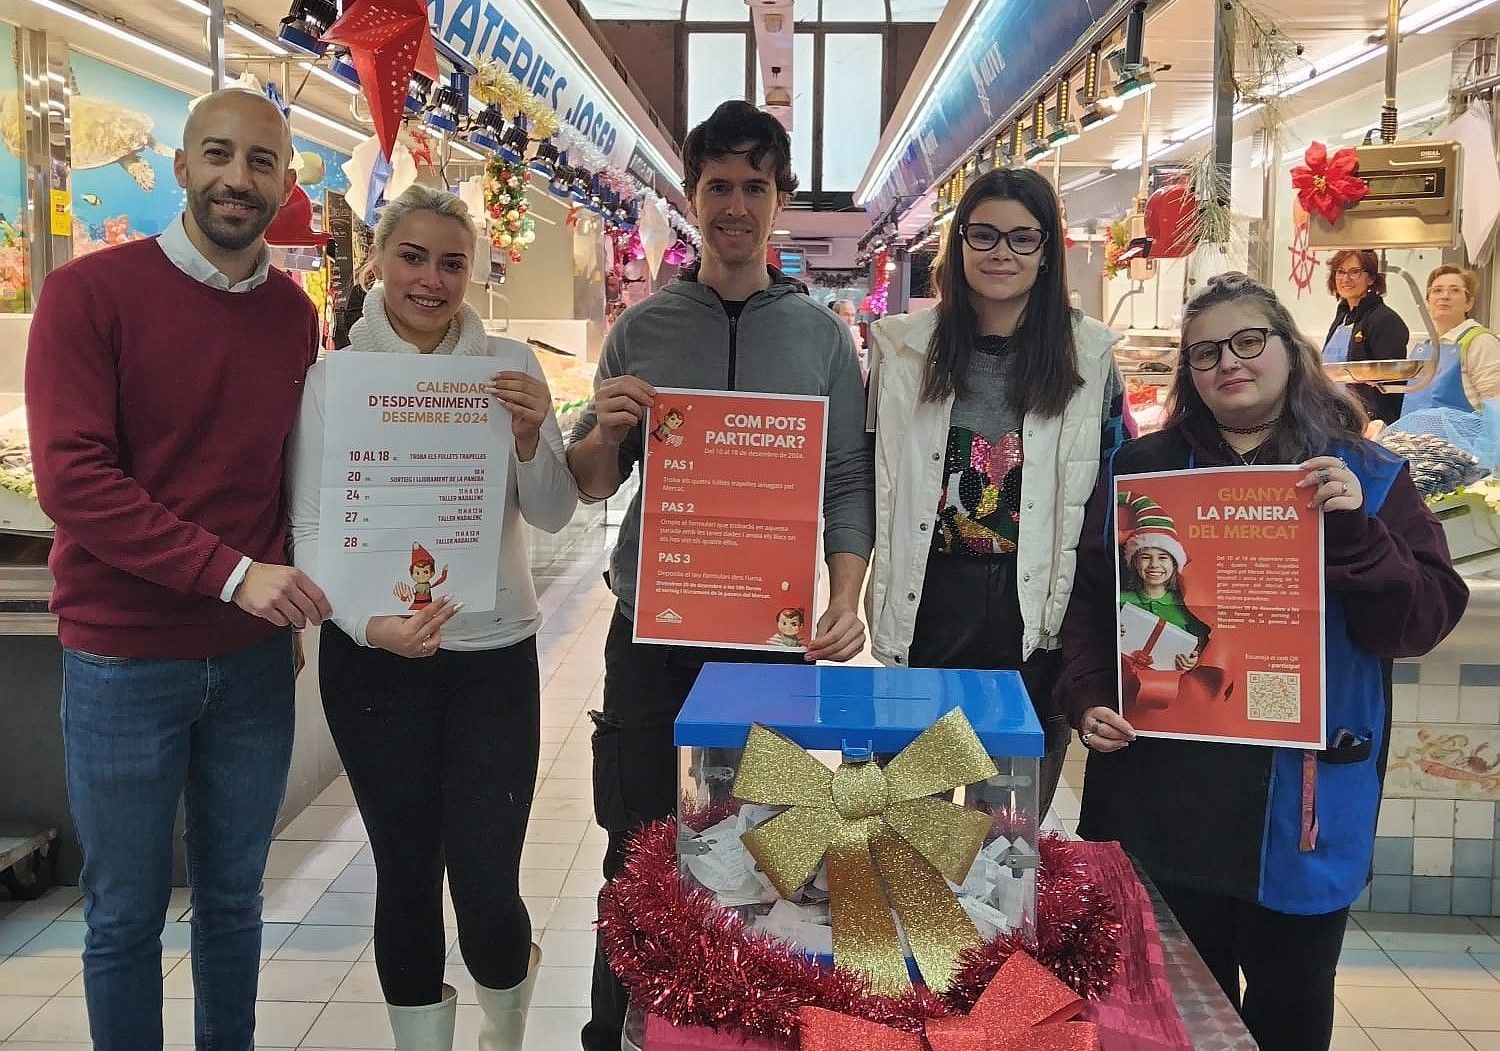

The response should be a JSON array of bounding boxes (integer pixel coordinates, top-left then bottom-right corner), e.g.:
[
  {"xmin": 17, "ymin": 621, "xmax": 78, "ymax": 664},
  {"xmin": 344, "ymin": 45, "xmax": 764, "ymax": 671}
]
[{"xmin": 1290, "ymin": 141, "xmax": 1369, "ymax": 224}]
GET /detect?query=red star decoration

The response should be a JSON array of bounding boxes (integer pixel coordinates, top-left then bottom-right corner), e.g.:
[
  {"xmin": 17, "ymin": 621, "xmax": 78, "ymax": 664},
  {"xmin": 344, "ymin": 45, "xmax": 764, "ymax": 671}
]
[{"xmin": 319, "ymin": 0, "xmax": 440, "ymax": 161}]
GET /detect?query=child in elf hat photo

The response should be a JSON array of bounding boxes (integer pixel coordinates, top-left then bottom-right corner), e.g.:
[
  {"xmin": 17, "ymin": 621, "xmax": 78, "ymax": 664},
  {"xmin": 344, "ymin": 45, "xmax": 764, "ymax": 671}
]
[{"xmin": 1116, "ymin": 493, "xmax": 1210, "ymax": 672}]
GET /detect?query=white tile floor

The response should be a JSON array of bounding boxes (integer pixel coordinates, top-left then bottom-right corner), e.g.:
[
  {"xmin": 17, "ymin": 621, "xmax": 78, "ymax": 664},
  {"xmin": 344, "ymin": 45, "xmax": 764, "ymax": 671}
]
[{"xmin": 4, "ymin": 546, "xmax": 1500, "ymax": 1048}]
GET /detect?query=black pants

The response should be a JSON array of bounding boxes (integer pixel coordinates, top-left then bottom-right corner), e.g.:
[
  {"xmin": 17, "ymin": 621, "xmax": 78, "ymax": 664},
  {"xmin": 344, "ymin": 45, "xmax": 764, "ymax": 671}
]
[
  {"xmin": 583, "ymin": 607, "xmax": 802, "ymax": 1051},
  {"xmin": 319, "ymin": 623, "xmax": 540, "ymax": 1006},
  {"xmin": 908, "ymin": 552, "xmax": 1071, "ymax": 819},
  {"xmin": 1157, "ymin": 881, "xmax": 1348, "ymax": 1051}
]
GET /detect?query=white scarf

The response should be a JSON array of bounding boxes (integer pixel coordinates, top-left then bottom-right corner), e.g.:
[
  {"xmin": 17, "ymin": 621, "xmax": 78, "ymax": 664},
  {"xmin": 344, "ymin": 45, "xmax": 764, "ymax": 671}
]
[{"xmin": 350, "ymin": 284, "xmax": 489, "ymax": 357}]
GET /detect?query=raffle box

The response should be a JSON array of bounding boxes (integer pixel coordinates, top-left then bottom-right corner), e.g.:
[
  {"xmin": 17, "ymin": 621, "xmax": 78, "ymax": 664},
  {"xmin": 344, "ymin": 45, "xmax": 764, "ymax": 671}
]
[{"xmin": 673, "ymin": 664, "xmax": 1045, "ymax": 969}]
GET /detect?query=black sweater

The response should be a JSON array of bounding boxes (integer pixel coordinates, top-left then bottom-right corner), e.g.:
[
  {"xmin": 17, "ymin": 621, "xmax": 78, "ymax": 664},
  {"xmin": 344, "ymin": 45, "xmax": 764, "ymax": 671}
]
[{"xmin": 1325, "ymin": 293, "xmax": 1410, "ymax": 423}]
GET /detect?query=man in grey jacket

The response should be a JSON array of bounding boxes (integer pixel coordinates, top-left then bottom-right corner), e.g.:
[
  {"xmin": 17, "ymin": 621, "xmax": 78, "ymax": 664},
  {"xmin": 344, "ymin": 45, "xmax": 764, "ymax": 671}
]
[{"xmin": 569, "ymin": 100, "xmax": 874, "ymax": 1050}]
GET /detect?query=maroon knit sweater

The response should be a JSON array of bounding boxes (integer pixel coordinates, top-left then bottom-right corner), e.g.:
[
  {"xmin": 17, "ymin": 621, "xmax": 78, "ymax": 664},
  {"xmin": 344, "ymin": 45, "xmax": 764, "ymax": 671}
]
[{"xmin": 25, "ymin": 238, "xmax": 319, "ymax": 658}]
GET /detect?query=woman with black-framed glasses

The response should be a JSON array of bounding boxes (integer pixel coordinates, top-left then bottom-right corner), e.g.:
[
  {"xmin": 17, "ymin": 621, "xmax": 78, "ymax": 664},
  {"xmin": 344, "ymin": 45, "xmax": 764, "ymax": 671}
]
[
  {"xmin": 1323, "ymin": 248, "xmax": 1410, "ymax": 427},
  {"xmin": 865, "ymin": 168, "xmax": 1127, "ymax": 821},
  {"xmin": 1058, "ymin": 272, "xmax": 1465, "ymax": 1051}
]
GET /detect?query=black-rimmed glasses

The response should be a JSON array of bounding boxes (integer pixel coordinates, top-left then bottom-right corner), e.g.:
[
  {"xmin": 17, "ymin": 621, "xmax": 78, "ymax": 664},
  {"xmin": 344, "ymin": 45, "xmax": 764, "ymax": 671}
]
[
  {"xmin": 958, "ymin": 223, "xmax": 1048, "ymax": 255},
  {"xmin": 1183, "ymin": 327, "xmax": 1279, "ymax": 371}
]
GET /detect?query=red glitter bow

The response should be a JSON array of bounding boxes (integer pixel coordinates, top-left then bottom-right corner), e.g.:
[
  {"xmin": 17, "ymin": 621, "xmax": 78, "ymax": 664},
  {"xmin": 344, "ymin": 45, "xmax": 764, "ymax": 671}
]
[
  {"xmin": 798, "ymin": 953, "xmax": 1101, "ymax": 1051},
  {"xmin": 319, "ymin": 0, "xmax": 440, "ymax": 162},
  {"xmin": 1290, "ymin": 142, "xmax": 1368, "ymax": 225}
]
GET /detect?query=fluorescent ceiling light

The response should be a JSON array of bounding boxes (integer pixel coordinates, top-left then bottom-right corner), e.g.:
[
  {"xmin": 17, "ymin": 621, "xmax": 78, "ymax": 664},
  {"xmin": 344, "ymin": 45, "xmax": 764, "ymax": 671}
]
[
  {"xmin": 288, "ymin": 103, "xmax": 365, "ymax": 142},
  {"xmin": 300, "ymin": 61, "xmax": 359, "ymax": 96},
  {"xmin": 25, "ymin": 0, "xmax": 213, "ymax": 77},
  {"xmin": 1411, "ymin": 0, "xmax": 1500, "ymax": 33}
]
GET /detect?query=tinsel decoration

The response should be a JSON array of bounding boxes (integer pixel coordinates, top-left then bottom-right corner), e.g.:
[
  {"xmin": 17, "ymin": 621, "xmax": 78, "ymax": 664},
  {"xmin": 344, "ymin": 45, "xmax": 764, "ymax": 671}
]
[
  {"xmin": 484, "ymin": 157, "xmax": 536, "ymax": 264},
  {"xmin": 598, "ymin": 819, "xmax": 1121, "ymax": 1045}
]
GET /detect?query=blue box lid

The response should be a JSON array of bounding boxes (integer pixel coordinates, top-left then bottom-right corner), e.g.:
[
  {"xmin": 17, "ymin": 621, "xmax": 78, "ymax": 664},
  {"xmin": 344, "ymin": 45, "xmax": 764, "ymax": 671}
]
[{"xmin": 674, "ymin": 664, "xmax": 1044, "ymax": 757}]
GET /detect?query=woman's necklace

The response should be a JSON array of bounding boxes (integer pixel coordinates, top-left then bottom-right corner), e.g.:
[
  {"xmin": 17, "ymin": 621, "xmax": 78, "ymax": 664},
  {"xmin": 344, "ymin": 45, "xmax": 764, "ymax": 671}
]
[
  {"xmin": 1216, "ymin": 413, "xmax": 1282, "ymax": 435},
  {"xmin": 1234, "ymin": 443, "xmax": 1266, "ymax": 466}
]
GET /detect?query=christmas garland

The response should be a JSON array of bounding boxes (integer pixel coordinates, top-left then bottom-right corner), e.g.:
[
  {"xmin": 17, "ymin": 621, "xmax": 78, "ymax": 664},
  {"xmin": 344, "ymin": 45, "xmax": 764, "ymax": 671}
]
[
  {"xmin": 484, "ymin": 157, "xmax": 537, "ymax": 264},
  {"xmin": 598, "ymin": 818, "xmax": 1122, "ymax": 1046}
]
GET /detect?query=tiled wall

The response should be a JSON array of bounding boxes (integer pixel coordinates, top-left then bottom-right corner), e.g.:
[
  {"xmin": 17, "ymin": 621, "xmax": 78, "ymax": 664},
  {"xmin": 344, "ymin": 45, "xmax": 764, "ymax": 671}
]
[{"xmin": 1354, "ymin": 660, "xmax": 1500, "ymax": 916}]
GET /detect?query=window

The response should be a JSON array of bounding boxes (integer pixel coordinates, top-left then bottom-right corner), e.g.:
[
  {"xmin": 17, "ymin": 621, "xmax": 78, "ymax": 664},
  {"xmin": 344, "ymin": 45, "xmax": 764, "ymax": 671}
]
[
  {"xmin": 686, "ymin": 0, "xmax": 750, "ymax": 20},
  {"xmin": 887, "ymin": 0, "xmax": 947, "ymax": 20},
  {"xmin": 821, "ymin": 34, "xmax": 882, "ymax": 191},
  {"xmin": 757, "ymin": 34, "xmax": 815, "ymax": 192},
  {"xmin": 820, "ymin": 0, "xmax": 886, "ymax": 20},
  {"xmin": 687, "ymin": 33, "xmax": 749, "ymax": 129}
]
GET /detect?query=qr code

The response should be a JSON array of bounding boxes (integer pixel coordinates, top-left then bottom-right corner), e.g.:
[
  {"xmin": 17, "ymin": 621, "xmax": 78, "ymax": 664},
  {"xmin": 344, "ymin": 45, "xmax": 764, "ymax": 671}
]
[{"xmin": 1247, "ymin": 671, "xmax": 1301, "ymax": 723}]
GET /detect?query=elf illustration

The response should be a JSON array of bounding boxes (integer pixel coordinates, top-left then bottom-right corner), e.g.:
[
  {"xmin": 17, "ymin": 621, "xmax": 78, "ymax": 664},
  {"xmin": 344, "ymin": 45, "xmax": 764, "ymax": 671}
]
[
  {"xmin": 394, "ymin": 542, "xmax": 448, "ymax": 611},
  {"xmin": 766, "ymin": 607, "xmax": 806, "ymax": 648},
  {"xmin": 651, "ymin": 406, "xmax": 686, "ymax": 446}
]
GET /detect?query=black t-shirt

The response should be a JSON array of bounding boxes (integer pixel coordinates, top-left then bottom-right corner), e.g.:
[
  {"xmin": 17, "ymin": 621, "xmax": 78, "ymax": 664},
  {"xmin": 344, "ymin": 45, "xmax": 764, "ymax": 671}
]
[{"xmin": 721, "ymin": 299, "xmax": 748, "ymax": 320}]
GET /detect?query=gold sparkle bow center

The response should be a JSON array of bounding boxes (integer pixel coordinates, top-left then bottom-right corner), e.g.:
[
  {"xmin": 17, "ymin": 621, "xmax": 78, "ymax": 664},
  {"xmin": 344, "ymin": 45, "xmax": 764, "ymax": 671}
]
[{"xmin": 730, "ymin": 708, "xmax": 1001, "ymax": 995}]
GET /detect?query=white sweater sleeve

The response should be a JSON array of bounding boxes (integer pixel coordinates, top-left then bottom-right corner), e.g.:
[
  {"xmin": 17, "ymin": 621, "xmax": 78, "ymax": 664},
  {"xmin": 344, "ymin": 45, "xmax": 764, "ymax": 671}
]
[
  {"xmin": 513, "ymin": 347, "xmax": 580, "ymax": 534},
  {"xmin": 286, "ymin": 362, "xmax": 373, "ymax": 646}
]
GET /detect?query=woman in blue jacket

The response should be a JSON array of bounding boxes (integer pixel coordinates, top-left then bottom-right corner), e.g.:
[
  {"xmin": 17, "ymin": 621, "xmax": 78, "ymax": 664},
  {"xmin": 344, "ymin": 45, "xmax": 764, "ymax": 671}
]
[{"xmin": 1059, "ymin": 273, "xmax": 1467, "ymax": 1051}]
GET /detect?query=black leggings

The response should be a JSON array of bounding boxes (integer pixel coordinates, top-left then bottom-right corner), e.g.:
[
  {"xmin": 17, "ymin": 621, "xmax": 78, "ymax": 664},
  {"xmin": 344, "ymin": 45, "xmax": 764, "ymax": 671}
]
[
  {"xmin": 1157, "ymin": 880, "xmax": 1348, "ymax": 1051},
  {"xmin": 319, "ymin": 623, "xmax": 540, "ymax": 1006}
]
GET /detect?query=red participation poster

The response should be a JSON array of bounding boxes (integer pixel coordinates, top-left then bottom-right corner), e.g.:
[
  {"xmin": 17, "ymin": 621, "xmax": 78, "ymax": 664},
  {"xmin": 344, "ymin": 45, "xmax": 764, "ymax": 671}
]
[
  {"xmin": 1113, "ymin": 466, "xmax": 1326, "ymax": 748},
  {"xmin": 634, "ymin": 388, "xmax": 828, "ymax": 650}
]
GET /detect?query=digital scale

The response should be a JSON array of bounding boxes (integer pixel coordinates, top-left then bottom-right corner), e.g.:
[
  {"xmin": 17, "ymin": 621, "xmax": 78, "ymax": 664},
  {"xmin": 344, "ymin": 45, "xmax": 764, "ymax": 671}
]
[{"xmin": 1307, "ymin": 140, "xmax": 1462, "ymax": 252}]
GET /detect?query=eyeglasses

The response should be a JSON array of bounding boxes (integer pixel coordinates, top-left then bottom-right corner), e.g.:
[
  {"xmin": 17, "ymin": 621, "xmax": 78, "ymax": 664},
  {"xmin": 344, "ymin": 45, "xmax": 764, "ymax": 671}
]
[
  {"xmin": 1333, "ymin": 268, "xmax": 1368, "ymax": 279},
  {"xmin": 958, "ymin": 223, "xmax": 1048, "ymax": 256},
  {"xmin": 1183, "ymin": 327, "xmax": 1279, "ymax": 371}
]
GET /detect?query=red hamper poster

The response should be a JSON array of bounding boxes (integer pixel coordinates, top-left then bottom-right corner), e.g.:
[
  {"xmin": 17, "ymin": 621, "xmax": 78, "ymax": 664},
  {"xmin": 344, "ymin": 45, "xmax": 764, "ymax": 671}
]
[
  {"xmin": 635, "ymin": 388, "xmax": 828, "ymax": 650},
  {"xmin": 1114, "ymin": 466, "xmax": 1326, "ymax": 748}
]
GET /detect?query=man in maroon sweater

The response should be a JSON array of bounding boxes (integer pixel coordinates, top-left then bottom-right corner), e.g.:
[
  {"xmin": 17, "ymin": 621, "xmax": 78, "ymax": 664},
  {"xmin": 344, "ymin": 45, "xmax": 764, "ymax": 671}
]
[{"xmin": 25, "ymin": 89, "xmax": 331, "ymax": 1051}]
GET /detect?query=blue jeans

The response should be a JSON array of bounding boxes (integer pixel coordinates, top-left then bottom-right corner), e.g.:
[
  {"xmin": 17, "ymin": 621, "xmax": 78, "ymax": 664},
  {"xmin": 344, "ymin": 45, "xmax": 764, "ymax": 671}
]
[{"xmin": 61, "ymin": 632, "xmax": 295, "ymax": 1051}]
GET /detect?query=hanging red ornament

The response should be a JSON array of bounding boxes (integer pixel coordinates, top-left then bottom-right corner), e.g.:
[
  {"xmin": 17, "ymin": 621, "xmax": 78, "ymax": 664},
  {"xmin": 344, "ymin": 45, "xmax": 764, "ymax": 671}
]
[
  {"xmin": 1290, "ymin": 142, "xmax": 1369, "ymax": 225},
  {"xmin": 264, "ymin": 184, "xmax": 330, "ymax": 248},
  {"xmin": 319, "ymin": 0, "xmax": 440, "ymax": 161},
  {"xmin": 1144, "ymin": 175, "xmax": 1200, "ymax": 259}
]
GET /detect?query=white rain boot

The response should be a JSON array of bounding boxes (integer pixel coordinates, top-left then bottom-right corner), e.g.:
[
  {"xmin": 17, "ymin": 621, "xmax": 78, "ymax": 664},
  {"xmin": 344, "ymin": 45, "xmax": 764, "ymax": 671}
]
[
  {"xmin": 386, "ymin": 984, "xmax": 458, "ymax": 1051},
  {"xmin": 474, "ymin": 943, "xmax": 541, "ymax": 1051}
]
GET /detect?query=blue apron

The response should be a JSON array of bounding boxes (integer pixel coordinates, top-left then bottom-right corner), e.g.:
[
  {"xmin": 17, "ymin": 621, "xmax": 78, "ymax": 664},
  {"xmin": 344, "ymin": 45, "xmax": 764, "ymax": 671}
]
[
  {"xmin": 1324, "ymin": 323, "xmax": 1355, "ymax": 365},
  {"xmin": 1403, "ymin": 337, "xmax": 1471, "ymax": 414}
]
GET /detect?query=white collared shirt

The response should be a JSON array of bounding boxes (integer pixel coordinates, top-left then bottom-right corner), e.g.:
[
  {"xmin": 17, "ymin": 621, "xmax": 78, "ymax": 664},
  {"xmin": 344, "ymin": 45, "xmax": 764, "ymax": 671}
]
[
  {"xmin": 156, "ymin": 213, "xmax": 272, "ymax": 293},
  {"xmin": 156, "ymin": 213, "xmax": 269, "ymax": 601}
]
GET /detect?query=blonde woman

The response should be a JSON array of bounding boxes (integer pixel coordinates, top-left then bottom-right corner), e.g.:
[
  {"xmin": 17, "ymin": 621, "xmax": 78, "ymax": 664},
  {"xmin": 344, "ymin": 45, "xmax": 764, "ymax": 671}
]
[{"xmin": 286, "ymin": 186, "xmax": 578, "ymax": 1051}]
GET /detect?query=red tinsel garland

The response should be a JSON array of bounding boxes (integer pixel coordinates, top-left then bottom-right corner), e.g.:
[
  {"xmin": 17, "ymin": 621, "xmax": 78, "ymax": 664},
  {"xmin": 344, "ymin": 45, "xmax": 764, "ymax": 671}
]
[{"xmin": 598, "ymin": 819, "xmax": 1122, "ymax": 1045}]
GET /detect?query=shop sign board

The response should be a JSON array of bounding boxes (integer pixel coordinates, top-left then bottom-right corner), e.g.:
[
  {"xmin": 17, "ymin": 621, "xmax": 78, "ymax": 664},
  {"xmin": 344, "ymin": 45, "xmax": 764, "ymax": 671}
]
[
  {"xmin": 867, "ymin": 0, "xmax": 1109, "ymax": 215},
  {"xmin": 427, "ymin": 0, "xmax": 669, "ymax": 183}
]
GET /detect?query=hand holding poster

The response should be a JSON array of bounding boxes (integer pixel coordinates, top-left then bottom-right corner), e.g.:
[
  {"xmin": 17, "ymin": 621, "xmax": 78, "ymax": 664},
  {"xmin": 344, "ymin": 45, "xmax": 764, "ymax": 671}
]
[
  {"xmin": 317, "ymin": 352, "xmax": 512, "ymax": 617},
  {"xmin": 635, "ymin": 389, "xmax": 828, "ymax": 650},
  {"xmin": 1114, "ymin": 467, "xmax": 1325, "ymax": 749}
]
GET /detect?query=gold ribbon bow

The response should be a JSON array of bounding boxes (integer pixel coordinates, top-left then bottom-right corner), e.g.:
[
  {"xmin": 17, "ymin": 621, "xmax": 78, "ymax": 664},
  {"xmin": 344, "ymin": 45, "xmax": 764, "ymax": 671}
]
[{"xmin": 734, "ymin": 708, "xmax": 1000, "ymax": 995}]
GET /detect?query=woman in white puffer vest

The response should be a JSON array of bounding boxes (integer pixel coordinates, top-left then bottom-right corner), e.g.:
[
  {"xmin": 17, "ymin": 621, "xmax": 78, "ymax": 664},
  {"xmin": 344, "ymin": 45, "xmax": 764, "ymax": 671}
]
[{"xmin": 866, "ymin": 168, "xmax": 1125, "ymax": 818}]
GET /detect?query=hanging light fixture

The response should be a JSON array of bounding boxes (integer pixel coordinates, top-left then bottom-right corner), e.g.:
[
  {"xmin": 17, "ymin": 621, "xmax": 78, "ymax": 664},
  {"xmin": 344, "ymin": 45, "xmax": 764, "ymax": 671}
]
[
  {"xmin": 424, "ymin": 72, "xmax": 469, "ymax": 133},
  {"xmin": 1078, "ymin": 45, "xmax": 1124, "ymax": 129},
  {"xmin": 1024, "ymin": 98, "xmax": 1052, "ymax": 162},
  {"xmin": 530, "ymin": 139, "xmax": 560, "ymax": 178},
  {"xmin": 571, "ymin": 168, "xmax": 592, "ymax": 203},
  {"xmin": 277, "ymin": 0, "xmax": 339, "ymax": 56},
  {"xmin": 548, "ymin": 157, "xmax": 574, "ymax": 198},
  {"xmin": 1109, "ymin": 2, "xmax": 1156, "ymax": 101},
  {"xmin": 405, "ymin": 71, "xmax": 434, "ymax": 116},
  {"xmin": 467, "ymin": 104, "xmax": 505, "ymax": 152},
  {"xmin": 1047, "ymin": 79, "xmax": 1082, "ymax": 147},
  {"xmin": 327, "ymin": 46, "xmax": 359, "ymax": 87},
  {"xmin": 499, "ymin": 114, "xmax": 530, "ymax": 163}
]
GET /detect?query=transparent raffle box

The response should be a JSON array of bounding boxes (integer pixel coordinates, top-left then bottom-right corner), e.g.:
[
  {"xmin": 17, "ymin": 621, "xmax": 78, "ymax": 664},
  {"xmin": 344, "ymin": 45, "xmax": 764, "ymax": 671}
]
[{"xmin": 672, "ymin": 664, "xmax": 1045, "ymax": 972}]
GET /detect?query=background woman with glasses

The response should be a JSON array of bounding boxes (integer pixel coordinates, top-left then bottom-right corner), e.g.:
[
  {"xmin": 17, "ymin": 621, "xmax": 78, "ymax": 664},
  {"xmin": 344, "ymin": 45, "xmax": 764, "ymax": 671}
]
[
  {"xmin": 864, "ymin": 167, "xmax": 1126, "ymax": 819},
  {"xmin": 1323, "ymin": 248, "xmax": 1411, "ymax": 427},
  {"xmin": 1057, "ymin": 272, "xmax": 1466, "ymax": 1051}
]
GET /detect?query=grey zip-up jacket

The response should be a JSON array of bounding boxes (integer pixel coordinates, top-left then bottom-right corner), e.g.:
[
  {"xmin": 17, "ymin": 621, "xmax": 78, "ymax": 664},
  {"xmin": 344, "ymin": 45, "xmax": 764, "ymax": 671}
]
[{"xmin": 569, "ymin": 269, "xmax": 875, "ymax": 616}]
